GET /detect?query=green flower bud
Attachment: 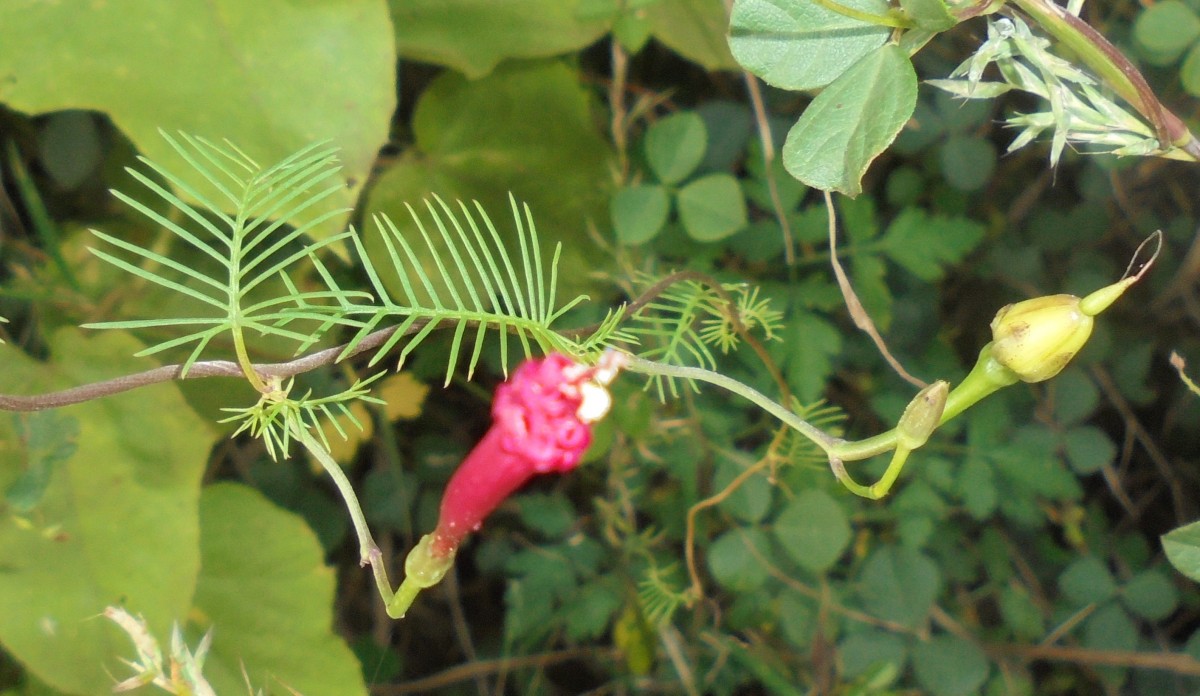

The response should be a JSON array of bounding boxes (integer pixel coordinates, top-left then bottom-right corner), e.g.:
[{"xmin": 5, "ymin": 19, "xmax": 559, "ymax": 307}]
[
  {"xmin": 896, "ymin": 380, "xmax": 949, "ymax": 450},
  {"xmin": 990, "ymin": 294, "xmax": 1092, "ymax": 383},
  {"xmin": 989, "ymin": 276, "xmax": 1138, "ymax": 384}
]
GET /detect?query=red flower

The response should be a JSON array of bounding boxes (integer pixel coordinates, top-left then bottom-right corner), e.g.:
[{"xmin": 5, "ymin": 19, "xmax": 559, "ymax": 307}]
[
  {"xmin": 391, "ymin": 352, "xmax": 622, "ymax": 617},
  {"xmin": 429, "ymin": 353, "xmax": 608, "ymax": 556}
]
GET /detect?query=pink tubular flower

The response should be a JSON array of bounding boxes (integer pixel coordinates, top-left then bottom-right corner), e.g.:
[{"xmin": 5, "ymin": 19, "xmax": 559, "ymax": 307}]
[{"xmin": 390, "ymin": 351, "xmax": 622, "ymax": 617}]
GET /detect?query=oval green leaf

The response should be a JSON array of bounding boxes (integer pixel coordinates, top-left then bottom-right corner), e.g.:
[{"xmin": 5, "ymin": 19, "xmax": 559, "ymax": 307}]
[
  {"xmin": 645, "ymin": 112, "xmax": 708, "ymax": 185},
  {"xmin": 783, "ymin": 44, "xmax": 918, "ymax": 196},
  {"xmin": 729, "ymin": 0, "xmax": 891, "ymax": 90},
  {"xmin": 677, "ymin": 173, "xmax": 748, "ymax": 242},
  {"xmin": 612, "ymin": 184, "xmax": 670, "ymax": 245},
  {"xmin": 773, "ymin": 488, "xmax": 851, "ymax": 573}
]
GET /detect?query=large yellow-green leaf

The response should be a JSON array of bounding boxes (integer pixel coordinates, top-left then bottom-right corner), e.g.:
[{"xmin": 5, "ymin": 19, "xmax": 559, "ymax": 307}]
[
  {"xmin": 189, "ymin": 483, "xmax": 367, "ymax": 696},
  {"xmin": 391, "ymin": 0, "xmax": 610, "ymax": 78},
  {"xmin": 0, "ymin": 0, "xmax": 396, "ymax": 240},
  {"xmin": 645, "ymin": 0, "xmax": 739, "ymax": 70},
  {"xmin": 0, "ymin": 329, "xmax": 213, "ymax": 695},
  {"xmin": 363, "ymin": 60, "xmax": 612, "ymax": 304}
]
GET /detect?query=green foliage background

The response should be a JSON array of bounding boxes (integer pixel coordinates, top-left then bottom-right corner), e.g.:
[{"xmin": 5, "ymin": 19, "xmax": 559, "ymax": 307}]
[{"xmin": 1, "ymin": 0, "xmax": 1200, "ymax": 694}]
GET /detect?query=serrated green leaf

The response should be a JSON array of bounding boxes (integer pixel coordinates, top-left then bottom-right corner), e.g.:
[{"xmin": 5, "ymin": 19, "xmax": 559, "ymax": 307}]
[
  {"xmin": 851, "ymin": 253, "xmax": 893, "ymax": 330},
  {"xmin": 645, "ymin": 112, "xmax": 707, "ymax": 185},
  {"xmin": 957, "ymin": 457, "xmax": 997, "ymax": 520},
  {"xmin": 881, "ymin": 208, "xmax": 986, "ymax": 281},
  {"xmin": 391, "ymin": 0, "xmax": 609, "ymax": 79},
  {"xmin": 858, "ymin": 545, "xmax": 941, "ymax": 629},
  {"xmin": 564, "ymin": 582, "xmax": 623, "ymax": 641},
  {"xmin": 780, "ymin": 309, "xmax": 842, "ymax": 403},
  {"xmin": 612, "ymin": 184, "xmax": 670, "ymax": 245},
  {"xmin": 515, "ymin": 492, "xmax": 577, "ymax": 539},
  {"xmin": 912, "ymin": 635, "xmax": 989, "ymax": 696},
  {"xmin": 1163, "ymin": 521, "xmax": 1200, "ymax": 583},
  {"xmin": 783, "ymin": 44, "xmax": 917, "ymax": 196},
  {"xmin": 773, "ymin": 489, "xmax": 851, "ymax": 573},
  {"xmin": 729, "ymin": 0, "xmax": 891, "ymax": 90},
  {"xmin": 0, "ymin": 1, "xmax": 393, "ymax": 241},
  {"xmin": 678, "ymin": 173, "xmax": 748, "ymax": 242}
]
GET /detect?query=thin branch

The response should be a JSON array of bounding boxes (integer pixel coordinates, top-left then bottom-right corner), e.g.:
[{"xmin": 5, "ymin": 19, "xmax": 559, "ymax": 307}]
[{"xmin": 823, "ymin": 192, "xmax": 926, "ymax": 388}]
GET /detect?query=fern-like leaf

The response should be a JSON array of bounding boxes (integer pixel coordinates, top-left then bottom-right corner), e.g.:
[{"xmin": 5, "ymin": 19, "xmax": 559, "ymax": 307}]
[
  {"xmin": 341, "ymin": 194, "xmax": 614, "ymax": 384},
  {"xmin": 84, "ymin": 132, "xmax": 369, "ymax": 373}
]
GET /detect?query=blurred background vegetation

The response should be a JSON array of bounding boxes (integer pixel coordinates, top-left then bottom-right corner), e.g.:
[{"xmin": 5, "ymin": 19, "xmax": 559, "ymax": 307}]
[{"xmin": 3, "ymin": 1, "xmax": 1200, "ymax": 694}]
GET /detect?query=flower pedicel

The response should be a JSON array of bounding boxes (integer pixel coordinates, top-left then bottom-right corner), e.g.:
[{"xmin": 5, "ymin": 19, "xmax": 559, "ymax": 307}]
[{"xmin": 388, "ymin": 351, "xmax": 623, "ymax": 618}]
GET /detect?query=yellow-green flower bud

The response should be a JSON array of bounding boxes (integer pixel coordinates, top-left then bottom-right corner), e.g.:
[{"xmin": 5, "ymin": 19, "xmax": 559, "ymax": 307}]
[
  {"xmin": 990, "ymin": 276, "xmax": 1138, "ymax": 383},
  {"xmin": 990, "ymin": 294, "xmax": 1092, "ymax": 383},
  {"xmin": 896, "ymin": 380, "xmax": 949, "ymax": 450}
]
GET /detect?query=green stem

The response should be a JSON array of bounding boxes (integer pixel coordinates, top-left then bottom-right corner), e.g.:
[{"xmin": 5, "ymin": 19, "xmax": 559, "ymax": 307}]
[
  {"xmin": 295, "ymin": 425, "xmax": 399, "ymax": 613},
  {"xmin": 625, "ymin": 345, "xmax": 1019, "ymax": 495},
  {"xmin": 622, "ymin": 355, "xmax": 841, "ymax": 454}
]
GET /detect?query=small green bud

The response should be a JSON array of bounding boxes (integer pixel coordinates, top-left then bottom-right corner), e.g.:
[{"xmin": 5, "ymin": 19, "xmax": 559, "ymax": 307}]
[
  {"xmin": 990, "ymin": 294, "xmax": 1092, "ymax": 383},
  {"xmin": 896, "ymin": 380, "xmax": 949, "ymax": 450}
]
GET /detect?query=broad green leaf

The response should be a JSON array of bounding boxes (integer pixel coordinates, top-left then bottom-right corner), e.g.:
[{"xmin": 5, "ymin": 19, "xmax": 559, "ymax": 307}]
[
  {"xmin": 900, "ymin": 0, "xmax": 956, "ymax": 31},
  {"xmin": 782, "ymin": 45, "xmax": 917, "ymax": 196},
  {"xmin": 880, "ymin": 208, "xmax": 986, "ymax": 281},
  {"xmin": 1163, "ymin": 520, "xmax": 1200, "ymax": 583},
  {"xmin": 707, "ymin": 528, "xmax": 772, "ymax": 591},
  {"xmin": 612, "ymin": 184, "xmax": 671, "ymax": 245},
  {"xmin": 715, "ymin": 457, "xmax": 773, "ymax": 523},
  {"xmin": 515, "ymin": 492, "xmax": 577, "ymax": 538},
  {"xmin": 852, "ymin": 254, "xmax": 893, "ymax": 330},
  {"xmin": 678, "ymin": 174, "xmax": 748, "ymax": 241},
  {"xmin": 912, "ymin": 635, "xmax": 989, "ymax": 696},
  {"xmin": 957, "ymin": 457, "xmax": 997, "ymax": 519},
  {"xmin": 838, "ymin": 629, "xmax": 908, "ymax": 678},
  {"xmin": 4, "ymin": 411, "xmax": 78, "ymax": 513},
  {"xmin": 991, "ymin": 426, "xmax": 1082, "ymax": 501},
  {"xmin": 189, "ymin": 483, "xmax": 367, "ymax": 695},
  {"xmin": 390, "ymin": 0, "xmax": 609, "ymax": 79},
  {"xmin": 939, "ymin": 135, "xmax": 996, "ymax": 192},
  {"xmin": 1133, "ymin": 1, "xmax": 1200, "ymax": 64},
  {"xmin": 1083, "ymin": 603, "xmax": 1137, "ymax": 653},
  {"xmin": 780, "ymin": 309, "xmax": 842, "ymax": 403},
  {"xmin": 645, "ymin": 112, "xmax": 707, "ymax": 185},
  {"xmin": 1063, "ymin": 426, "xmax": 1115, "ymax": 475},
  {"xmin": 363, "ymin": 60, "xmax": 611, "ymax": 303},
  {"xmin": 1059, "ymin": 555, "xmax": 1117, "ymax": 606},
  {"xmin": 1121, "ymin": 569, "xmax": 1179, "ymax": 621},
  {"xmin": 858, "ymin": 545, "xmax": 941, "ymax": 629},
  {"xmin": 644, "ymin": 0, "xmax": 740, "ymax": 70},
  {"xmin": 564, "ymin": 581, "xmax": 623, "ymax": 641},
  {"xmin": 999, "ymin": 585, "xmax": 1045, "ymax": 641},
  {"xmin": 0, "ymin": 329, "xmax": 211, "ymax": 695},
  {"xmin": 773, "ymin": 488, "xmax": 851, "ymax": 573},
  {"xmin": 0, "ymin": 0, "xmax": 395, "ymax": 241},
  {"xmin": 1183, "ymin": 43, "xmax": 1200, "ymax": 96},
  {"xmin": 729, "ymin": 0, "xmax": 891, "ymax": 90}
]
